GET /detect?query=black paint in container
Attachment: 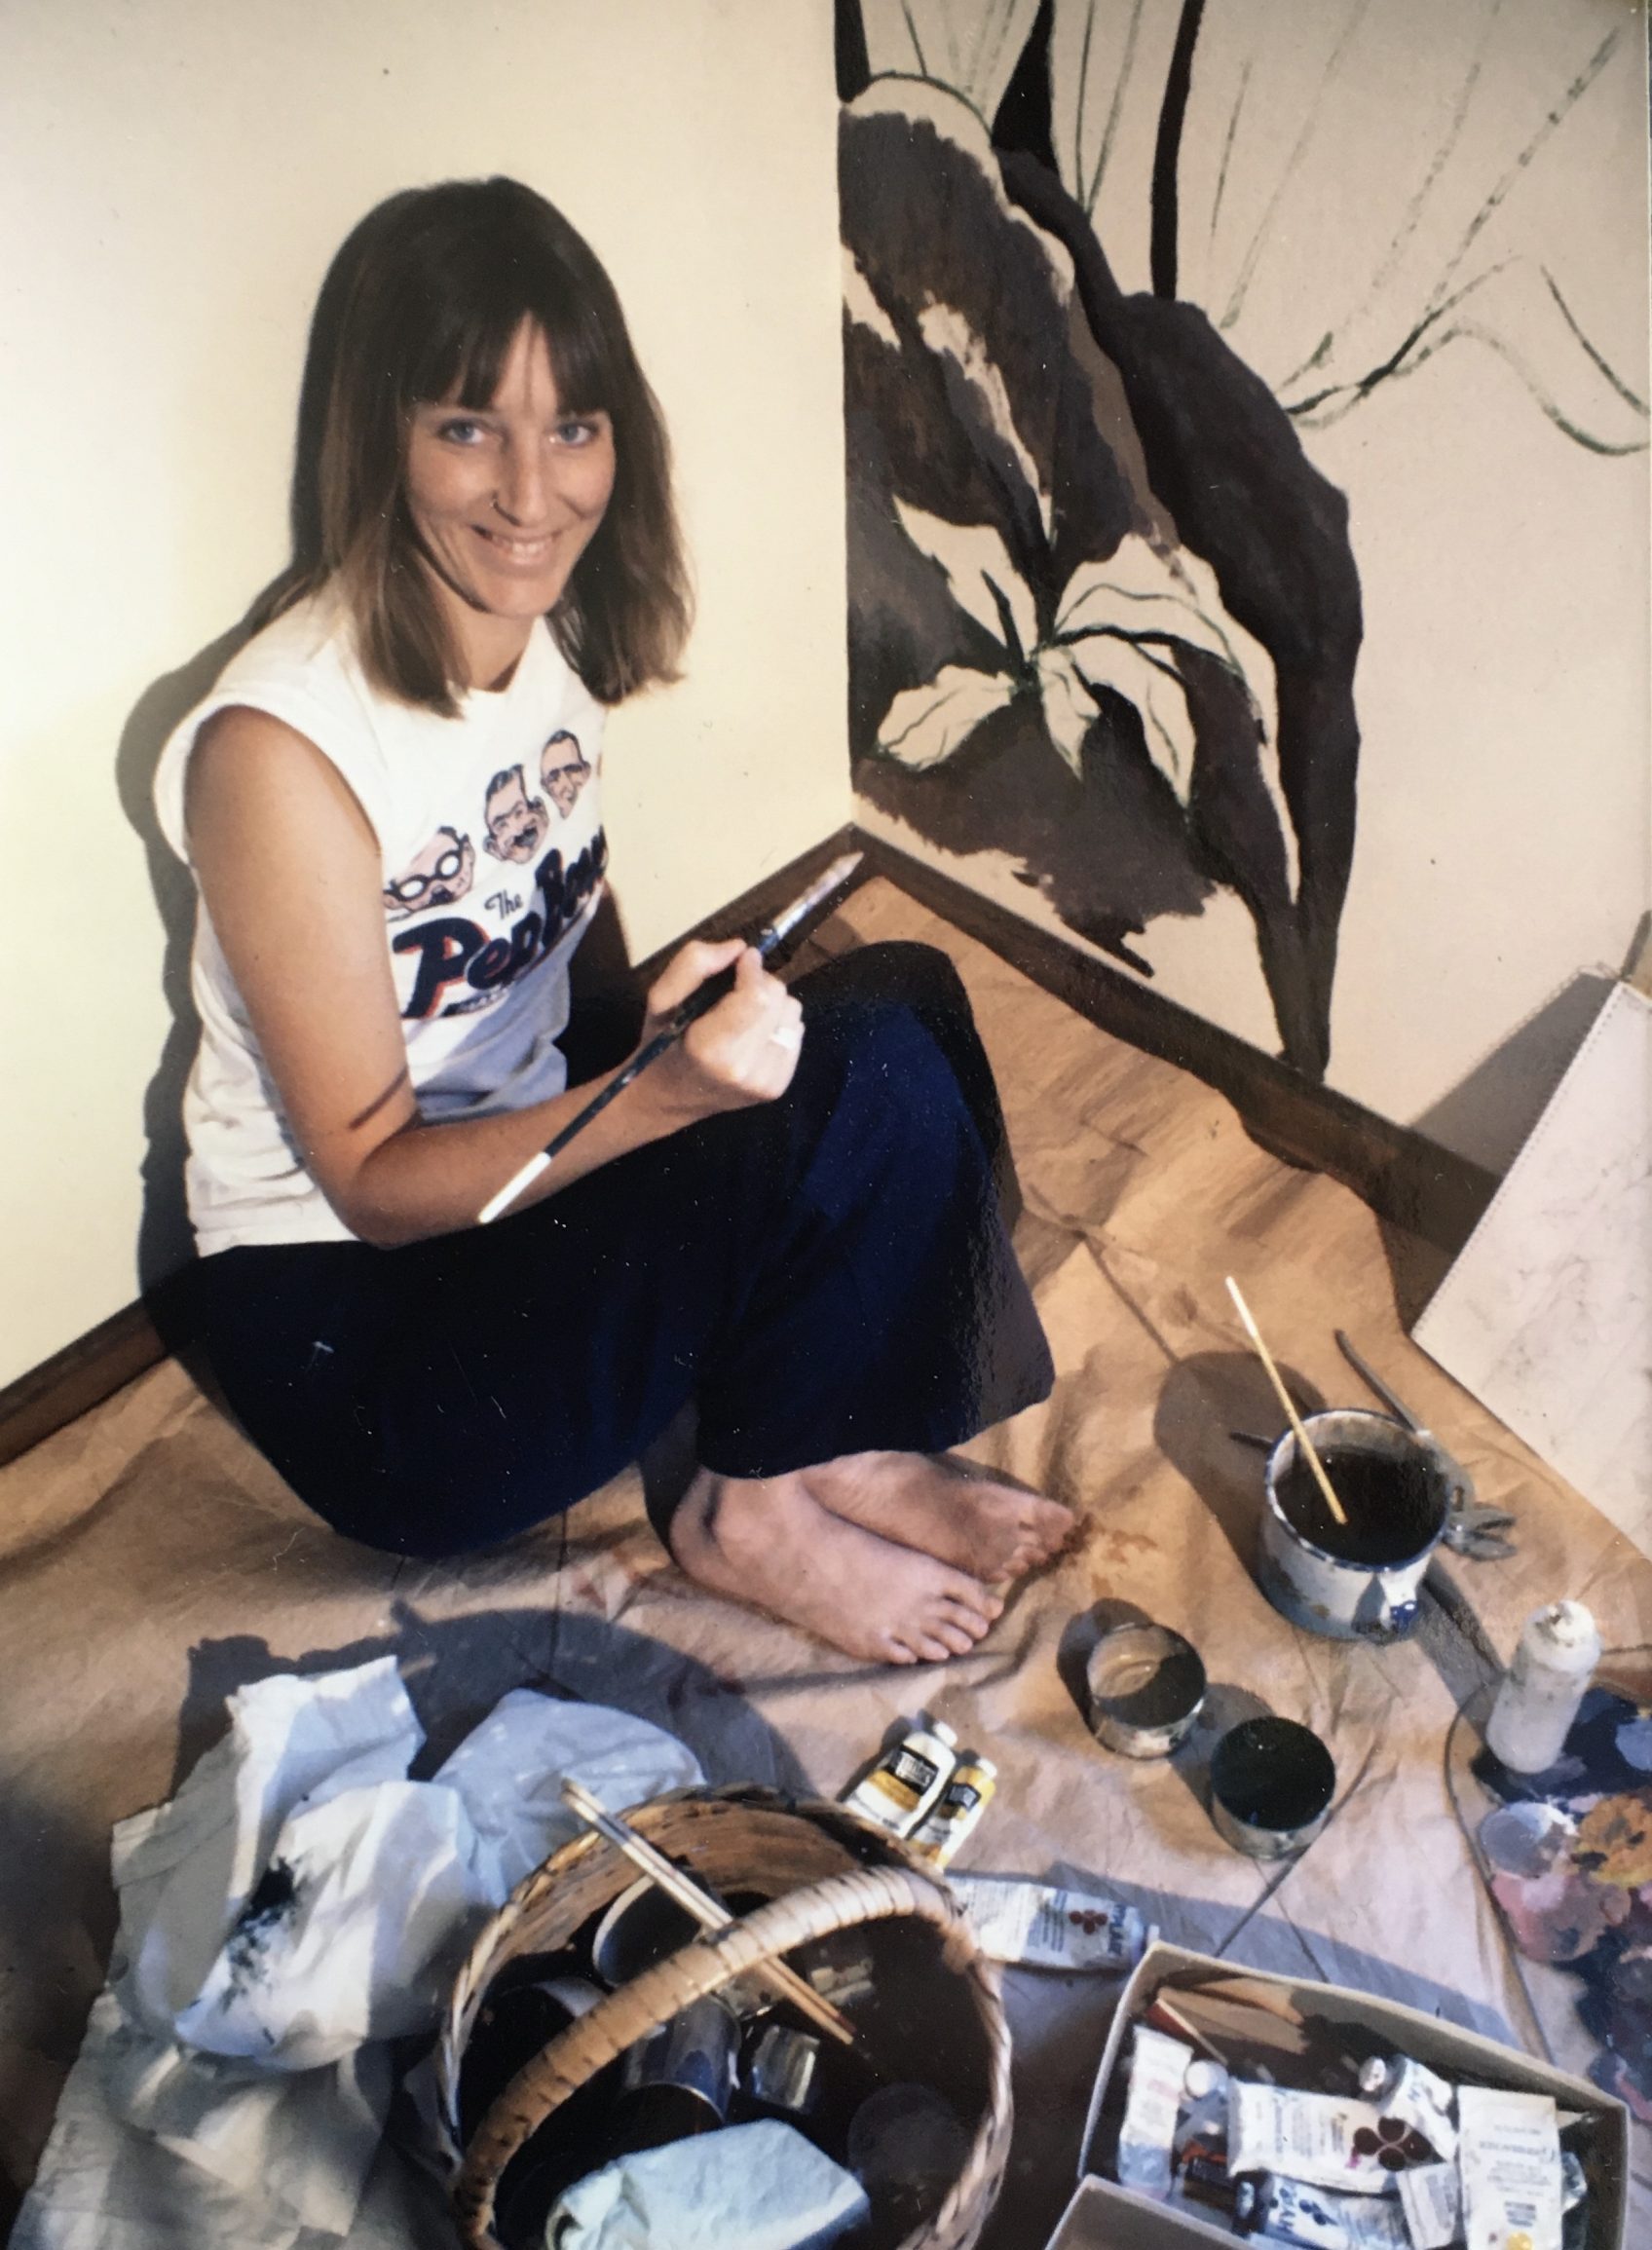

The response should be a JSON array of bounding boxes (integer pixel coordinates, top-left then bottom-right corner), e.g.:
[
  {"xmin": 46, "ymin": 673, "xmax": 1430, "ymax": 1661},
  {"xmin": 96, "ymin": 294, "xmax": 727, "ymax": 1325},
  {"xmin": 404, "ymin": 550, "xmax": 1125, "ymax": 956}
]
[
  {"xmin": 1086, "ymin": 1623, "xmax": 1207, "ymax": 1757},
  {"xmin": 1209, "ymin": 1716, "xmax": 1336, "ymax": 1858}
]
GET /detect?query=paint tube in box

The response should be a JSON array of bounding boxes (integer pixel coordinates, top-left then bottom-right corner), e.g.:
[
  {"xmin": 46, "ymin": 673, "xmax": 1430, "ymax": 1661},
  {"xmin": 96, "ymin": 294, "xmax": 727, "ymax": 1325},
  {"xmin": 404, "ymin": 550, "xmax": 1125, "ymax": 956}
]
[
  {"xmin": 1397, "ymin": 2162, "xmax": 1461, "ymax": 2250},
  {"xmin": 1226, "ymin": 2081, "xmax": 1400, "ymax": 2197},
  {"xmin": 1458, "ymin": 2085, "xmax": 1562, "ymax": 2250},
  {"xmin": 946, "ymin": 1874, "xmax": 1147, "ymax": 1969},
  {"xmin": 1116, "ymin": 2026, "xmax": 1192, "ymax": 2199},
  {"xmin": 1173, "ymin": 2060, "xmax": 1230, "ymax": 2164},
  {"xmin": 1237, "ymin": 2174, "xmax": 1412, "ymax": 2249},
  {"xmin": 1359, "ymin": 2053, "xmax": 1458, "ymax": 2162},
  {"xmin": 1176, "ymin": 2157, "xmax": 1412, "ymax": 2248}
]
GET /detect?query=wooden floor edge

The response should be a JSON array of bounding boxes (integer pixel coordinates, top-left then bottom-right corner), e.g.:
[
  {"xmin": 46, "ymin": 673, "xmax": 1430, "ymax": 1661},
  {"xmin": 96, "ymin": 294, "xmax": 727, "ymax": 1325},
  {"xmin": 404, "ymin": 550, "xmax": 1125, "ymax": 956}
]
[
  {"xmin": 852, "ymin": 829, "xmax": 1498, "ymax": 1256},
  {"xmin": 1, "ymin": 819, "xmax": 1491, "ymax": 1465}
]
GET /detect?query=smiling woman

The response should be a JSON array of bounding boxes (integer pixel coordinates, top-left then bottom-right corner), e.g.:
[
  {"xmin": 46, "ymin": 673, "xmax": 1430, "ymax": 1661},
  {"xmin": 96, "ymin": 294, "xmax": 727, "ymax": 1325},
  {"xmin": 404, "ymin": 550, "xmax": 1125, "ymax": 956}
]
[{"xmin": 149, "ymin": 176, "xmax": 1068, "ymax": 1667}]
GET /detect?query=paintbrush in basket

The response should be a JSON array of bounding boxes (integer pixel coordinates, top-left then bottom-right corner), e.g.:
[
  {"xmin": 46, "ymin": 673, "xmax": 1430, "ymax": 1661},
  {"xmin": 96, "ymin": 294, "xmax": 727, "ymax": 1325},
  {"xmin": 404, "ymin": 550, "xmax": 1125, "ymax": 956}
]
[
  {"xmin": 558, "ymin": 1779, "xmax": 857, "ymax": 2048},
  {"xmin": 479, "ymin": 851, "xmax": 863, "ymax": 1224}
]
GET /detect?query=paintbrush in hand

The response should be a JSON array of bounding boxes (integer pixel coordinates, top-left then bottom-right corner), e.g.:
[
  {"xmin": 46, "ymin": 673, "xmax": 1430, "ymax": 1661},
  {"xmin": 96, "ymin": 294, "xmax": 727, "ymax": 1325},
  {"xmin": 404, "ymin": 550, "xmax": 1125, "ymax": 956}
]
[{"xmin": 478, "ymin": 851, "xmax": 862, "ymax": 1224}]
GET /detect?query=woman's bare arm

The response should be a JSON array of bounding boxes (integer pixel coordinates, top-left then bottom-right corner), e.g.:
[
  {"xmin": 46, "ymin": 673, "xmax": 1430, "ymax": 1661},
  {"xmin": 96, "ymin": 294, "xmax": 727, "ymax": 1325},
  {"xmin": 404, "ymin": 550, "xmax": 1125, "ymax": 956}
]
[{"xmin": 184, "ymin": 707, "xmax": 802, "ymax": 1247}]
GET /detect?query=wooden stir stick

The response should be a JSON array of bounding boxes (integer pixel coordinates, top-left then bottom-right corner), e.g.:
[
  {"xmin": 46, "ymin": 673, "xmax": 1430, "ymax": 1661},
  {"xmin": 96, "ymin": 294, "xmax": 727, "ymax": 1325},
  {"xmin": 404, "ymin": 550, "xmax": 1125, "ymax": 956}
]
[{"xmin": 1223, "ymin": 1276, "xmax": 1348, "ymax": 1528}]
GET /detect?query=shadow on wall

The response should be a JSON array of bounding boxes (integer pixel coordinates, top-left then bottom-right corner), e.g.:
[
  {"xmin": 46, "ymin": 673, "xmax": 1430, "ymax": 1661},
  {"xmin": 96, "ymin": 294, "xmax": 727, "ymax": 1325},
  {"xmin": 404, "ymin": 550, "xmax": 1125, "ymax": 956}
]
[
  {"xmin": 109, "ymin": 192, "xmax": 425, "ymax": 1330},
  {"xmin": 114, "ymin": 626, "xmax": 253, "ymax": 1317},
  {"xmin": 1379, "ymin": 962, "xmax": 1625, "ymax": 1325},
  {"xmin": 1414, "ymin": 968, "xmax": 1620, "ymax": 1181}
]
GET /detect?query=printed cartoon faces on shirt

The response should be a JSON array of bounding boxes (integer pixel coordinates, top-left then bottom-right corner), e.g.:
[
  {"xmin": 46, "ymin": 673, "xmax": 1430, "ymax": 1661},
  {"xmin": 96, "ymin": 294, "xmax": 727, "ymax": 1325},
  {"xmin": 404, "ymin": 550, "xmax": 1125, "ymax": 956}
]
[
  {"xmin": 482, "ymin": 765, "xmax": 549, "ymax": 863},
  {"xmin": 540, "ymin": 731, "xmax": 591, "ymax": 819},
  {"xmin": 383, "ymin": 825, "xmax": 475, "ymax": 920}
]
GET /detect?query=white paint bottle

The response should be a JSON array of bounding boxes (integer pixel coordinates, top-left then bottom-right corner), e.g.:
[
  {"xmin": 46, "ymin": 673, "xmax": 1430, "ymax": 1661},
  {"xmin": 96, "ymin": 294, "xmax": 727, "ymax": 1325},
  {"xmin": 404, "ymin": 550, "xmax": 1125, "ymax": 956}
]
[
  {"xmin": 843, "ymin": 1719, "xmax": 957, "ymax": 1837},
  {"xmin": 1484, "ymin": 1600, "xmax": 1601, "ymax": 1774}
]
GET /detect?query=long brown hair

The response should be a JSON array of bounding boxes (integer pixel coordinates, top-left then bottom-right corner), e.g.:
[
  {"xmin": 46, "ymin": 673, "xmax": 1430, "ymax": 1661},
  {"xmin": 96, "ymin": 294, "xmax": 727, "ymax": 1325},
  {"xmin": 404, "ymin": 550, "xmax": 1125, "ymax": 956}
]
[{"xmin": 254, "ymin": 178, "xmax": 692, "ymax": 715}]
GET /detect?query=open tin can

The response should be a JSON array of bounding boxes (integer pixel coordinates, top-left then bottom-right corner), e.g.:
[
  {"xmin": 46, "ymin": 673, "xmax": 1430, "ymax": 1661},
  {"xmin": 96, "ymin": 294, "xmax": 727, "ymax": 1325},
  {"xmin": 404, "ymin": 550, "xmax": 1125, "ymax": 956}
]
[
  {"xmin": 1086, "ymin": 1623, "xmax": 1207, "ymax": 1757},
  {"xmin": 1209, "ymin": 1716, "xmax": 1336, "ymax": 1858}
]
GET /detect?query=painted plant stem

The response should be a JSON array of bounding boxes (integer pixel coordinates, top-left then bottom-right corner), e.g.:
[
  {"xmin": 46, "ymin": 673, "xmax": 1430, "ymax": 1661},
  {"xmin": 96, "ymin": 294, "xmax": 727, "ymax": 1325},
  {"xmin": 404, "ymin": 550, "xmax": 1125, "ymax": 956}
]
[{"xmin": 1150, "ymin": 0, "xmax": 1207, "ymax": 300}]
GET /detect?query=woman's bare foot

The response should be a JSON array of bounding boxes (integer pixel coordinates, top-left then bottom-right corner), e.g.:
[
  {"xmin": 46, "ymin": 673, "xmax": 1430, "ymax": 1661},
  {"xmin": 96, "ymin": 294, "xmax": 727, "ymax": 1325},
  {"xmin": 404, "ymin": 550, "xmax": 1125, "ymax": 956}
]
[
  {"xmin": 802, "ymin": 1450, "xmax": 1074, "ymax": 1580},
  {"xmin": 669, "ymin": 1466, "xmax": 1004, "ymax": 1666}
]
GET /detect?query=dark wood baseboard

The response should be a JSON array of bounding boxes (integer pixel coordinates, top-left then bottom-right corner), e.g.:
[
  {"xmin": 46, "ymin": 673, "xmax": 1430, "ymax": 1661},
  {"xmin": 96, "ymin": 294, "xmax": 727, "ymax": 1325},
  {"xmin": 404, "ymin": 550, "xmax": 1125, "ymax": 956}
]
[
  {"xmin": 0, "ymin": 817, "xmax": 1492, "ymax": 1469},
  {"xmin": 853, "ymin": 830, "xmax": 1497, "ymax": 1255},
  {"xmin": 0, "ymin": 1299, "xmax": 166, "ymax": 1473}
]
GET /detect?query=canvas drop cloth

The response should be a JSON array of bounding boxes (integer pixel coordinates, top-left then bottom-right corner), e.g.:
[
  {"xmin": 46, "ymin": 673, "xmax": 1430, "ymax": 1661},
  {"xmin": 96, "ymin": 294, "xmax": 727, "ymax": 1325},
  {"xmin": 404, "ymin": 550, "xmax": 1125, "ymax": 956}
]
[{"xmin": 2, "ymin": 881, "xmax": 1648, "ymax": 2248}]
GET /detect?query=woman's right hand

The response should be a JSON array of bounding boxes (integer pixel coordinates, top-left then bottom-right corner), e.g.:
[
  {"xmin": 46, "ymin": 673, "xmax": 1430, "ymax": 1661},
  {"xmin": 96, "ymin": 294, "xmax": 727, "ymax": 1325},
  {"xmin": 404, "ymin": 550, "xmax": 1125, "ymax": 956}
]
[{"xmin": 642, "ymin": 939, "xmax": 805, "ymax": 1120}]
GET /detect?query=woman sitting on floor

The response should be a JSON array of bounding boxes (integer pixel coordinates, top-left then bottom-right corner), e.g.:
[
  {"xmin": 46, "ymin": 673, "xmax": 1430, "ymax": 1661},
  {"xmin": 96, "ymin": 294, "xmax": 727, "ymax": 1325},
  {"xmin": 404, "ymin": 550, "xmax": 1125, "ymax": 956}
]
[{"xmin": 155, "ymin": 175, "xmax": 1070, "ymax": 1665}]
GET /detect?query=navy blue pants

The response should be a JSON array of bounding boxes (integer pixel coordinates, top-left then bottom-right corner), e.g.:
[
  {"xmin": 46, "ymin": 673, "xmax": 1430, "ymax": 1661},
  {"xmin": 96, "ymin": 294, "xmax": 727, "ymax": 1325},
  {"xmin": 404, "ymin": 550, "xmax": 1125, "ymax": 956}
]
[{"xmin": 186, "ymin": 943, "xmax": 1053, "ymax": 1559}]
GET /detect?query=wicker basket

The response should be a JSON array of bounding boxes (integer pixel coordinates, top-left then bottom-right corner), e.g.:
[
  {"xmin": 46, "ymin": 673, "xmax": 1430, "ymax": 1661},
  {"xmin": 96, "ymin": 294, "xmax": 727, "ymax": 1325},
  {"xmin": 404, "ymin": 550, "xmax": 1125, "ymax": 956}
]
[{"xmin": 436, "ymin": 1784, "xmax": 1012, "ymax": 2250}]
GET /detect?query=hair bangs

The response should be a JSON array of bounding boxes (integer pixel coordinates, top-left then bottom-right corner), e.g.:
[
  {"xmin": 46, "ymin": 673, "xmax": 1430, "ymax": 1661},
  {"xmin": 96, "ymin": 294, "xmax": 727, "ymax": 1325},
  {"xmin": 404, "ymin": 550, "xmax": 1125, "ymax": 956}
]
[{"xmin": 416, "ymin": 267, "xmax": 618, "ymax": 420}]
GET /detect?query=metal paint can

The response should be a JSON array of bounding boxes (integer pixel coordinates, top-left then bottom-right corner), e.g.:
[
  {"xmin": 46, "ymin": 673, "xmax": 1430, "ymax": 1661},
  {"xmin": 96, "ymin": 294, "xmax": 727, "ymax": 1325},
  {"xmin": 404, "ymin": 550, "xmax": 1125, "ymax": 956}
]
[
  {"xmin": 1259, "ymin": 1409, "xmax": 1452, "ymax": 1642},
  {"xmin": 1209, "ymin": 1716, "xmax": 1336, "ymax": 1858},
  {"xmin": 612, "ymin": 1993, "xmax": 742, "ymax": 2144},
  {"xmin": 1086, "ymin": 1623, "xmax": 1207, "ymax": 1756},
  {"xmin": 744, "ymin": 2023, "xmax": 822, "ymax": 2115},
  {"xmin": 590, "ymin": 1877, "xmax": 701, "ymax": 1988}
]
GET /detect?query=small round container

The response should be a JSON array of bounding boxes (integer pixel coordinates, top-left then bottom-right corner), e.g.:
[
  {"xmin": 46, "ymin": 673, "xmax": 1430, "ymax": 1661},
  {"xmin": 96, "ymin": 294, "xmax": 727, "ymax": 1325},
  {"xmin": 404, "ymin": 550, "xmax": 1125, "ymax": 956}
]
[
  {"xmin": 743, "ymin": 2023, "xmax": 822, "ymax": 2116},
  {"xmin": 846, "ymin": 2081, "xmax": 971, "ymax": 2205},
  {"xmin": 457, "ymin": 1975, "xmax": 605, "ymax": 2147},
  {"xmin": 610, "ymin": 1994, "xmax": 741, "ymax": 2149},
  {"xmin": 1086, "ymin": 1624, "xmax": 1207, "ymax": 1757},
  {"xmin": 589, "ymin": 1879, "xmax": 701, "ymax": 1988},
  {"xmin": 1478, "ymin": 1799, "xmax": 1575, "ymax": 1880},
  {"xmin": 1208, "ymin": 1716, "xmax": 1336, "ymax": 1858}
]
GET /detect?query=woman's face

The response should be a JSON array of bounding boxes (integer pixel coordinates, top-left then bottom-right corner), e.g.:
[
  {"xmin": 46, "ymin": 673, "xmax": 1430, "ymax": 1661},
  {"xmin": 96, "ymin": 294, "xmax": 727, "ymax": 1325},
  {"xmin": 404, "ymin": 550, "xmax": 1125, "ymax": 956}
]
[{"xmin": 404, "ymin": 319, "xmax": 616, "ymax": 683}]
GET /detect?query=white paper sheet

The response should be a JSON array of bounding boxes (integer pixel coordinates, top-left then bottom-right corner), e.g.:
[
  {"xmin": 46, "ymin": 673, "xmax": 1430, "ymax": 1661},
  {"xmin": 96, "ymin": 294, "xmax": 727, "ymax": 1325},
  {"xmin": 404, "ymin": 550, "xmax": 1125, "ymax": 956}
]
[{"xmin": 15, "ymin": 1663, "xmax": 703, "ymax": 2249}]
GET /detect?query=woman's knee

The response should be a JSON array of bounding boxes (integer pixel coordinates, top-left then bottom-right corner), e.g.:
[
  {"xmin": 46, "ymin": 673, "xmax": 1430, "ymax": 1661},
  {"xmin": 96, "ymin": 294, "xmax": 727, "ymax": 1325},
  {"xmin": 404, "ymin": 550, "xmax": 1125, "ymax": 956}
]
[{"xmin": 797, "ymin": 939, "xmax": 969, "ymax": 1026}]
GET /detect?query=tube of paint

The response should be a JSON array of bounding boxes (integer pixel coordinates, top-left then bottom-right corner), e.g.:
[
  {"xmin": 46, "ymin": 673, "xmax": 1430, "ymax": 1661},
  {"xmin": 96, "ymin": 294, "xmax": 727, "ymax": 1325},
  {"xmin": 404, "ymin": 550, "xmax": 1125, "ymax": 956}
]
[
  {"xmin": 1558, "ymin": 2150, "xmax": 1586, "ymax": 2212},
  {"xmin": 1226, "ymin": 2082, "xmax": 1399, "ymax": 2196},
  {"xmin": 1238, "ymin": 2173, "xmax": 1411, "ymax": 2249},
  {"xmin": 907, "ymin": 1757, "xmax": 997, "ymax": 1868},
  {"xmin": 1116, "ymin": 2026, "xmax": 1193, "ymax": 2199},
  {"xmin": 1358, "ymin": 2054, "xmax": 1459, "ymax": 2162},
  {"xmin": 945, "ymin": 1875, "xmax": 1147, "ymax": 1969},
  {"xmin": 1173, "ymin": 2059, "xmax": 1231, "ymax": 2162},
  {"xmin": 1458, "ymin": 2085, "xmax": 1562, "ymax": 2250},
  {"xmin": 1397, "ymin": 2162, "xmax": 1462, "ymax": 2250},
  {"xmin": 841, "ymin": 1719, "xmax": 957, "ymax": 1837},
  {"xmin": 1484, "ymin": 1601, "xmax": 1600, "ymax": 1775}
]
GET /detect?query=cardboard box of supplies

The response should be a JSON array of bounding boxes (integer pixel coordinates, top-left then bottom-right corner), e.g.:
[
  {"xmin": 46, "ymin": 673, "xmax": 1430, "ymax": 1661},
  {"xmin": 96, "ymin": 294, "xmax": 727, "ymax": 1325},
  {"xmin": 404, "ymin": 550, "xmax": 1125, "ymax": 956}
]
[{"xmin": 1046, "ymin": 1940, "xmax": 1629, "ymax": 2250}]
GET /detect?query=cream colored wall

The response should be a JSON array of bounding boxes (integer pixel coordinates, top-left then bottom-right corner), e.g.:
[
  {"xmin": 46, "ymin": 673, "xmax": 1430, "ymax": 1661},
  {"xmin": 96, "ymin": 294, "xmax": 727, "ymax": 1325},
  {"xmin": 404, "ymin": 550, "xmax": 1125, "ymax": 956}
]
[{"xmin": 0, "ymin": 0, "xmax": 849, "ymax": 1389}]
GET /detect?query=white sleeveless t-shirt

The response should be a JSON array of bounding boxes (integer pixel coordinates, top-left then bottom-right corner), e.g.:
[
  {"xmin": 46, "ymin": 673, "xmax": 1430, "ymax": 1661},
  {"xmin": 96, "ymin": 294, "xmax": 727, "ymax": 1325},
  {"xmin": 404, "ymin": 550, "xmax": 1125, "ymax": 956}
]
[{"xmin": 154, "ymin": 589, "xmax": 608, "ymax": 1255}]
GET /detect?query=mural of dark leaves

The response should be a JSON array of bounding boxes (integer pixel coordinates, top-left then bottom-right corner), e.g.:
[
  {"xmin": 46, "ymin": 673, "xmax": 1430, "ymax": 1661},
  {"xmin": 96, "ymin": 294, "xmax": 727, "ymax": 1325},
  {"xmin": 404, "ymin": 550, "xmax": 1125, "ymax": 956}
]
[
  {"xmin": 844, "ymin": 81, "xmax": 1356, "ymax": 1076},
  {"xmin": 841, "ymin": 0, "xmax": 1644, "ymax": 1083}
]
